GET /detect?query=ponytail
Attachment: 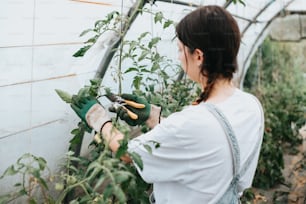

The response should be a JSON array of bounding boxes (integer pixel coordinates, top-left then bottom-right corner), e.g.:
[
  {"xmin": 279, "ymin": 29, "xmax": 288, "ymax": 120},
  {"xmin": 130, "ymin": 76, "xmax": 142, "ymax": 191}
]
[{"xmin": 195, "ymin": 73, "xmax": 218, "ymax": 104}]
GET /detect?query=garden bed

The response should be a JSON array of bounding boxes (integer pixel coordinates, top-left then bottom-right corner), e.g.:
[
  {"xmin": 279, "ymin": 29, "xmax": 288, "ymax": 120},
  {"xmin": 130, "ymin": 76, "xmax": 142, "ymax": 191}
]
[{"xmin": 252, "ymin": 125, "xmax": 306, "ymax": 204}]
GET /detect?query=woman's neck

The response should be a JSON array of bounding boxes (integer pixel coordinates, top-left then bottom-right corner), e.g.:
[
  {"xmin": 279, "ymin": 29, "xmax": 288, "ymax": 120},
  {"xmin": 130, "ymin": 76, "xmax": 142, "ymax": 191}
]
[{"xmin": 204, "ymin": 79, "xmax": 236, "ymax": 104}]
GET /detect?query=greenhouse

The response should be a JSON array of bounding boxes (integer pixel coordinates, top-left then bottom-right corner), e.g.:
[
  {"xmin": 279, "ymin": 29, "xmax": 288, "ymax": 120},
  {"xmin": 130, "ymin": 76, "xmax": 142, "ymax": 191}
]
[{"xmin": 0, "ymin": 0, "xmax": 305, "ymax": 203}]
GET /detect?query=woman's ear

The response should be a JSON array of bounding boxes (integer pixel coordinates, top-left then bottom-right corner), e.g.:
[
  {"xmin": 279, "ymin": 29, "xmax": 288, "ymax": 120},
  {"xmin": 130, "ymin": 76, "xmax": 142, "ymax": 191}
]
[{"xmin": 194, "ymin": 48, "xmax": 204, "ymax": 66}]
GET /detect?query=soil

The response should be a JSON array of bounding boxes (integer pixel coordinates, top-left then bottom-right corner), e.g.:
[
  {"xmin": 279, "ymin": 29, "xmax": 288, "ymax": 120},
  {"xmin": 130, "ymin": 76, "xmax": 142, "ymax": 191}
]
[{"xmin": 251, "ymin": 125, "xmax": 306, "ymax": 204}]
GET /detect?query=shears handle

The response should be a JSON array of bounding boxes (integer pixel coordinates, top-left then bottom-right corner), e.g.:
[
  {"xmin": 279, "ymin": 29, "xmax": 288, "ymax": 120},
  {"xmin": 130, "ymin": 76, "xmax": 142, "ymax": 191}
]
[
  {"xmin": 122, "ymin": 106, "xmax": 138, "ymax": 120},
  {"xmin": 123, "ymin": 100, "xmax": 145, "ymax": 109},
  {"xmin": 112, "ymin": 103, "xmax": 139, "ymax": 120}
]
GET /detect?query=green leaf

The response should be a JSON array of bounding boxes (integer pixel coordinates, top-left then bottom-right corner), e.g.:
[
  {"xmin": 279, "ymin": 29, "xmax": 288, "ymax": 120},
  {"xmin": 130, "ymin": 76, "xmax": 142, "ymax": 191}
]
[
  {"xmin": 38, "ymin": 177, "xmax": 48, "ymax": 189},
  {"xmin": 163, "ymin": 20, "xmax": 173, "ymax": 29},
  {"xmin": 37, "ymin": 157, "xmax": 47, "ymax": 171},
  {"xmin": 113, "ymin": 185, "xmax": 126, "ymax": 203},
  {"xmin": 69, "ymin": 199, "xmax": 80, "ymax": 204},
  {"xmin": 73, "ymin": 45, "xmax": 91, "ymax": 57},
  {"xmin": 0, "ymin": 195, "xmax": 10, "ymax": 203},
  {"xmin": 129, "ymin": 152, "xmax": 143, "ymax": 170},
  {"xmin": 124, "ymin": 67, "xmax": 138, "ymax": 74},
  {"xmin": 86, "ymin": 161, "xmax": 102, "ymax": 177},
  {"xmin": 77, "ymin": 87, "xmax": 90, "ymax": 97},
  {"xmin": 132, "ymin": 76, "xmax": 143, "ymax": 90},
  {"xmin": 138, "ymin": 32, "xmax": 150, "ymax": 40},
  {"xmin": 116, "ymin": 139, "xmax": 128, "ymax": 158},
  {"xmin": 79, "ymin": 28, "xmax": 93, "ymax": 37},
  {"xmin": 90, "ymin": 78, "xmax": 102, "ymax": 86},
  {"xmin": 93, "ymin": 174, "xmax": 106, "ymax": 190},
  {"xmin": 85, "ymin": 36, "xmax": 98, "ymax": 44},
  {"xmin": 18, "ymin": 189, "xmax": 27, "ymax": 195},
  {"xmin": 87, "ymin": 168, "xmax": 101, "ymax": 182},
  {"xmin": 152, "ymin": 141, "xmax": 160, "ymax": 149},
  {"xmin": 71, "ymin": 128, "xmax": 80, "ymax": 135},
  {"xmin": 103, "ymin": 184, "xmax": 114, "ymax": 200},
  {"xmin": 79, "ymin": 195, "xmax": 92, "ymax": 203},
  {"xmin": 114, "ymin": 171, "xmax": 132, "ymax": 183},
  {"xmin": 238, "ymin": 0, "xmax": 246, "ymax": 6},
  {"xmin": 106, "ymin": 11, "xmax": 119, "ymax": 21},
  {"xmin": 140, "ymin": 68, "xmax": 151, "ymax": 73},
  {"xmin": 138, "ymin": 50, "xmax": 149, "ymax": 61},
  {"xmin": 151, "ymin": 62, "xmax": 160, "ymax": 72},
  {"xmin": 32, "ymin": 169, "xmax": 41, "ymax": 178},
  {"xmin": 143, "ymin": 144, "xmax": 152, "ymax": 154},
  {"xmin": 148, "ymin": 37, "xmax": 161, "ymax": 49},
  {"xmin": 0, "ymin": 165, "xmax": 18, "ymax": 178},
  {"xmin": 230, "ymin": 0, "xmax": 245, "ymax": 5},
  {"xmin": 29, "ymin": 198, "xmax": 37, "ymax": 204},
  {"xmin": 55, "ymin": 89, "xmax": 72, "ymax": 104},
  {"xmin": 14, "ymin": 182, "xmax": 22, "ymax": 187},
  {"xmin": 68, "ymin": 165, "xmax": 79, "ymax": 173},
  {"xmin": 69, "ymin": 156, "xmax": 82, "ymax": 163},
  {"xmin": 94, "ymin": 20, "xmax": 104, "ymax": 28},
  {"xmin": 69, "ymin": 134, "xmax": 83, "ymax": 147},
  {"xmin": 66, "ymin": 151, "xmax": 75, "ymax": 157},
  {"xmin": 154, "ymin": 12, "xmax": 163, "ymax": 24}
]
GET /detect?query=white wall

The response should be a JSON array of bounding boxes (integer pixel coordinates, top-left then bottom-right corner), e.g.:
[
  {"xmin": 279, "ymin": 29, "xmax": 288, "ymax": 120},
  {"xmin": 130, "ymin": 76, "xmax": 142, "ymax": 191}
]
[{"xmin": 0, "ymin": 0, "xmax": 129, "ymax": 194}]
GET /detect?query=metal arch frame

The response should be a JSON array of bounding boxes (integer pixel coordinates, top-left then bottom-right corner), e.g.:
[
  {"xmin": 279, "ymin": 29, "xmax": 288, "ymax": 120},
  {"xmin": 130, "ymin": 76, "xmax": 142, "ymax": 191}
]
[
  {"xmin": 94, "ymin": 0, "xmax": 200, "ymax": 80},
  {"xmin": 240, "ymin": 0, "xmax": 275, "ymax": 38},
  {"xmin": 238, "ymin": 0, "xmax": 296, "ymax": 88},
  {"xmin": 94, "ymin": 0, "xmax": 147, "ymax": 79},
  {"xmin": 94, "ymin": 0, "xmax": 257, "ymax": 81},
  {"xmin": 93, "ymin": 0, "xmax": 300, "ymax": 87}
]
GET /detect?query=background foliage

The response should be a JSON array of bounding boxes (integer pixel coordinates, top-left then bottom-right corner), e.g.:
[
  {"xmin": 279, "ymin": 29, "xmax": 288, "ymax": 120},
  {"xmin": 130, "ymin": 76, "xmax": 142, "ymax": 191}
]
[{"xmin": 243, "ymin": 38, "xmax": 306, "ymax": 189}]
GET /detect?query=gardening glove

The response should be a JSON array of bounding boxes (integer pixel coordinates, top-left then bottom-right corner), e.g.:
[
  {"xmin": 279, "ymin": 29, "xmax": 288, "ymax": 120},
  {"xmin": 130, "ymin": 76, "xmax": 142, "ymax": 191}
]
[
  {"xmin": 109, "ymin": 93, "xmax": 161, "ymax": 127},
  {"xmin": 71, "ymin": 96, "xmax": 111, "ymax": 133}
]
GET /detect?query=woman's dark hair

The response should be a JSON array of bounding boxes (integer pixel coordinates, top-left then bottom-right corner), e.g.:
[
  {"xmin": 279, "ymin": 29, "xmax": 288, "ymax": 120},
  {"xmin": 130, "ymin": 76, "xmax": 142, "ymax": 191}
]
[{"xmin": 176, "ymin": 5, "xmax": 240, "ymax": 103}]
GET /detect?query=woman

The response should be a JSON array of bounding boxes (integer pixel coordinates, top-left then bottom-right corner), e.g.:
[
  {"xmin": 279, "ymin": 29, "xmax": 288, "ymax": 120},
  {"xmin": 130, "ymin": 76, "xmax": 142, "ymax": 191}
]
[{"xmin": 71, "ymin": 5, "xmax": 264, "ymax": 204}]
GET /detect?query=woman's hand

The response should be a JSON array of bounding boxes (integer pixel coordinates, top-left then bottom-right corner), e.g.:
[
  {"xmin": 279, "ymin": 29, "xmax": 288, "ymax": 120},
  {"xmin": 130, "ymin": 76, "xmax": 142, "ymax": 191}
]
[
  {"xmin": 71, "ymin": 96, "xmax": 111, "ymax": 132},
  {"xmin": 109, "ymin": 93, "xmax": 161, "ymax": 128}
]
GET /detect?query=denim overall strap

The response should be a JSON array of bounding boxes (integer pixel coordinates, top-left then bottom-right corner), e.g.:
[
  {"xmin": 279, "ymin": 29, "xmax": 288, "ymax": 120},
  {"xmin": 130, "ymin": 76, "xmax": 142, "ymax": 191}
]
[
  {"xmin": 206, "ymin": 103, "xmax": 263, "ymax": 204},
  {"xmin": 205, "ymin": 103, "xmax": 240, "ymax": 176},
  {"xmin": 206, "ymin": 103, "xmax": 241, "ymax": 204}
]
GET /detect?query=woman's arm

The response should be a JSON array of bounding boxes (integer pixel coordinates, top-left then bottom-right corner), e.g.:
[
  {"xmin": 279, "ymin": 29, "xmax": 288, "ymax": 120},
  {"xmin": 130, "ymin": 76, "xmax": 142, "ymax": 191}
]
[
  {"xmin": 101, "ymin": 122, "xmax": 132, "ymax": 163},
  {"xmin": 144, "ymin": 105, "xmax": 162, "ymax": 129},
  {"xmin": 101, "ymin": 104, "xmax": 161, "ymax": 163}
]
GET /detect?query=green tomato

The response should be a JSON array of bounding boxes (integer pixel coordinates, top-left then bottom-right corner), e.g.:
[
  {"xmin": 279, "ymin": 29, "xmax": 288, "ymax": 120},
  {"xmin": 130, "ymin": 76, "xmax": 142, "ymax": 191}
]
[{"xmin": 67, "ymin": 175, "xmax": 77, "ymax": 185}]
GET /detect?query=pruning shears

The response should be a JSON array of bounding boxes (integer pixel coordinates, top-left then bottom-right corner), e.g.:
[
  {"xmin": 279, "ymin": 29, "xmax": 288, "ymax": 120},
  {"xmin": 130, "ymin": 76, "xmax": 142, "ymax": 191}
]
[{"xmin": 105, "ymin": 91, "xmax": 145, "ymax": 120}]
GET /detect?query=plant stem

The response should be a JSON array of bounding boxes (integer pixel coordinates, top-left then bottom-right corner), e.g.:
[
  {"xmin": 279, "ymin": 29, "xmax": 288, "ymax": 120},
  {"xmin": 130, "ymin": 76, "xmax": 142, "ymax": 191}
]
[
  {"xmin": 56, "ymin": 179, "xmax": 88, "ymax": 204},
  {"xmin": 118, "ymin": 0, "xmax": 124, "ymax": 94},
  {"xmin": 94, "ymin": 0, "xmax": 147, "ymax": 81}
]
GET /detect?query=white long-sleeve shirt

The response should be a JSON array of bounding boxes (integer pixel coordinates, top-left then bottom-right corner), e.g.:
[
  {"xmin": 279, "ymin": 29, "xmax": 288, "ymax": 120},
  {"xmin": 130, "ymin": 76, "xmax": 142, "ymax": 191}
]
[{"xmin": 128, "ymin": 88, "xmax": 264, "ymax": 204}]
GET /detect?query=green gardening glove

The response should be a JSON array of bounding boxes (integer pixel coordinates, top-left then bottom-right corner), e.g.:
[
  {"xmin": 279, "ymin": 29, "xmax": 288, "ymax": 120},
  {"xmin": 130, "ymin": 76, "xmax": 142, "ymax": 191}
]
[
  {"xmin": 109, "ymin": 94, "xmax": 151, "ymax": 126},
  {"xmin": 71, "ymin": 96, "xmax": 111, "ymax": 132}
]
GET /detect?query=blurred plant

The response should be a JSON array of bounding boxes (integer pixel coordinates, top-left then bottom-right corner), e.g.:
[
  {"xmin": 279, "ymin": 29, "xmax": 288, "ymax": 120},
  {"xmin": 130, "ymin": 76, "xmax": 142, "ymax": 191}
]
[
  {"xmin": 57, "ymin": 6, "xmax": 198, "ymax": 203},
  {"xmin": 243, "ymin": 39, "xmax": 306, "ymax": 189},
  {"xmin": 0, "ymin": 153, "xmax": 53, "ymax": 204},
  {"xmin": 0, "ymin": 81, "xmax": 153, "ymax": 203},
  {"xmin": 72, "ymin": 11, "xmax": 121, "ymax": 58},
  {"xmin": 230, "ymin": 0, "xmax": 246, "ymax": 6},
  {"xmin": 55, "ymin": 80, "xmax": 154, "ymax": 203}
]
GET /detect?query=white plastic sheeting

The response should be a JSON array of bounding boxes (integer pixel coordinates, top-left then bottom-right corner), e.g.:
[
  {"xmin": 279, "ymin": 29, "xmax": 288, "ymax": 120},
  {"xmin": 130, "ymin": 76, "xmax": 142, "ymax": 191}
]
[{"xmin": 0, "ymin": 0, "xmax": 305, "ymax": 194}]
